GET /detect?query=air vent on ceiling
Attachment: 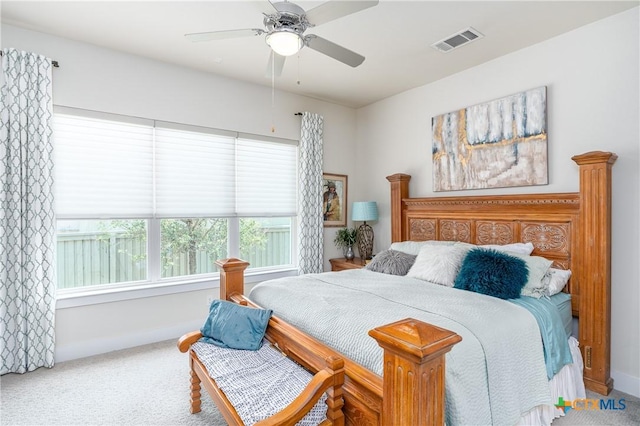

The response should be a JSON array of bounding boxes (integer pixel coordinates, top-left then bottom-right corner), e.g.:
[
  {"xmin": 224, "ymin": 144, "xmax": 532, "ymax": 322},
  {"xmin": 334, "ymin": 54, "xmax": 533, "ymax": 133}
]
[{"xmin": 431, "ymin": 27, "xmax": 484, "ymax": 53}]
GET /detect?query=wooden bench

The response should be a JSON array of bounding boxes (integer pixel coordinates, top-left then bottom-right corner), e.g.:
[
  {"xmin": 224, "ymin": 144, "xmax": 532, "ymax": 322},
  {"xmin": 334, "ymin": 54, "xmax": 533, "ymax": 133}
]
[{"xmin": 177, "ymin": 308, "xmax": 346, "ymax": 426}]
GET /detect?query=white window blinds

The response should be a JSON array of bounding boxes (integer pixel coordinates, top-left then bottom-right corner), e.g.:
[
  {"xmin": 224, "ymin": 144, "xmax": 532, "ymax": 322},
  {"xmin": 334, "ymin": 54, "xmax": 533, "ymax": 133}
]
[
  {"xmin": 155, "ymin": 126, "xmax": 235, "ymax": 217},
  {"xmin": 54, "ymin": 113, "xmax": 154, "ymax": 218},
  {"xmin": 236, "ymin": 138, "xmax": 298, "ymax": 216},
  {"xmin": 53, "ymin": 110, "xmax": 298, "ymax": 219}
]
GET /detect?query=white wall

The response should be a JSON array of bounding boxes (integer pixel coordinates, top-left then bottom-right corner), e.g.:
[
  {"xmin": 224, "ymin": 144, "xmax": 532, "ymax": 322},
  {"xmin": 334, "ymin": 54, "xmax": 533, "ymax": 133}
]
[
  {"xmin": 2, "ymin": 25, "xmax": 359, "ymax": 361},
  {"xmin": 356, "ymin": 8, "xmax": 640, "ymax": 396}
]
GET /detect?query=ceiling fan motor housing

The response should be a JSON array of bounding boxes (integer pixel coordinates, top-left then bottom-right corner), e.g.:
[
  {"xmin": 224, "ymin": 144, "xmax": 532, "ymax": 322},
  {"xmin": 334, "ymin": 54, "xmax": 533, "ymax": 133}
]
[{"xmin": 264, "ymin": 1, "xmax": 310, "ymax": 36}]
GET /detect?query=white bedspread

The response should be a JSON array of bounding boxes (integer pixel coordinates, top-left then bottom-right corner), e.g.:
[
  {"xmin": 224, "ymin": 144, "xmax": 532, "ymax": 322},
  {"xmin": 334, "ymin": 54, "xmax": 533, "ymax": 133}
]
[{"xmin": 249, "ymin": 269, "xmax": 553, "ymax": 426}]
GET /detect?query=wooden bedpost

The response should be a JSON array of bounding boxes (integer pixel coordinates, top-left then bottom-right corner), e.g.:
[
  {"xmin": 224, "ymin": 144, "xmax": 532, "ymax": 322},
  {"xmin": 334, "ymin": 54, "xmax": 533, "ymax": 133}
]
[
  {"xmin": 216, "ymin": 258, "xmax": 249, "ymax": 301},
  {"xmin": 369, "ymin": 318, "xmax": 462, "ymax": 425},
  {"xmin": 572, "ymin": 151, "xmax": 617, "ymax": 395},
  {"xmin": 386, "ymin": 174, "xmax": 411, "ymax": 242}
]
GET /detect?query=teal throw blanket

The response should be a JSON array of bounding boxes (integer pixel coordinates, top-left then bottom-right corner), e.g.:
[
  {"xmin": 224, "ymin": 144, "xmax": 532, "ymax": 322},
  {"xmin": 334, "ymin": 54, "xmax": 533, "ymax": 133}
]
[{"xmin": 510, "ymin": 296, "xmax": 573, "ymax": 379}]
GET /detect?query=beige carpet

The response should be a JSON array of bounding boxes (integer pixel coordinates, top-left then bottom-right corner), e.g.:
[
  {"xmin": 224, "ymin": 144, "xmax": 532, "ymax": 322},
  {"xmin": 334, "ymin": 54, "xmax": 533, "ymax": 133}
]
[
  {"xmin": 1, "ymin": 339, "xmax": 638, "ymax": 425},
  {"xmin": 1, "ymin": 339, "xmax": 225, "ymax": 426}
]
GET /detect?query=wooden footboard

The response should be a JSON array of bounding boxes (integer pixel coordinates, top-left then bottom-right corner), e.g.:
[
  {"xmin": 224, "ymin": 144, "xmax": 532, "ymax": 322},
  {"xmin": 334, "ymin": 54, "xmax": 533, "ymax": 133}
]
[{"xmin": 217, "ymin": 258, "xmax": 462, "ymax": 426}]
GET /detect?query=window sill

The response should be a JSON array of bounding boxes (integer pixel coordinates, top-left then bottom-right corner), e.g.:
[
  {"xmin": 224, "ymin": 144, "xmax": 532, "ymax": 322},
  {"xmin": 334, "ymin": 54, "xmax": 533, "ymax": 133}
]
[{"xmin": 55, "ymin": 267, "xmax": 299, "ymax": 309}]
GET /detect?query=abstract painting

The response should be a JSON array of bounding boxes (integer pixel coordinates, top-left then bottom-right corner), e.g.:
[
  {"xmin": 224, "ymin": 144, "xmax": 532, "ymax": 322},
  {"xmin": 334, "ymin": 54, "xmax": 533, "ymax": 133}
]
[{"xmin": 432, "ymin": 86, "xmax": 548, "ymax": 191}]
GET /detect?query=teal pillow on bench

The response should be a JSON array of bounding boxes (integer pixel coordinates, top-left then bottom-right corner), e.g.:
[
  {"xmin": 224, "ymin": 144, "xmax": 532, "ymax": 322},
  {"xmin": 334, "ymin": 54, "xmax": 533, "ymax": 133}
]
[{"xmin": 200, "ymin": 300, "xmax": 273, "ymax": 351}]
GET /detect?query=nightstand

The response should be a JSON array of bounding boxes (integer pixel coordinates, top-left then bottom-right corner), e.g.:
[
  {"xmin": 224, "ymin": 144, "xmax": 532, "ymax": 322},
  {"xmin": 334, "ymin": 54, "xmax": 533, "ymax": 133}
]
[{"xmin": 329, "ymin": 257, "xmax": 365, "ymax": 271}]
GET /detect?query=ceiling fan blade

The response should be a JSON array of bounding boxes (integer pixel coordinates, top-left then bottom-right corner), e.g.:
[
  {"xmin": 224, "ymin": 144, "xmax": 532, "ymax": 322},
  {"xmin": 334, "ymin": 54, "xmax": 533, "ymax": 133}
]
[
  {"xmin": 305, "ymin": 0, "xmax": 379, "ymax": 26},
  {"xmin": 185, "ymin": 28, "xmax": 264, "ymax": 43},
  {"xmin": 254, "ymin": 0, "xmax": 278, "ymax": 15},
  {"xmin": 265, "ymin": 52, "xmax": 286, "ymax": 78},
  {"xmin": 304, "ymin": 35, "xmax": 365, "ymax": 67}
]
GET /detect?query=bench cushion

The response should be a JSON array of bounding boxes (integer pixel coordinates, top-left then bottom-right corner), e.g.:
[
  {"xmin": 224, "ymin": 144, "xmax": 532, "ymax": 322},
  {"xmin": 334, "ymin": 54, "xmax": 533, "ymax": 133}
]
[{"xmin": 192, "ymin": 340, "xmax": 327, "ymax": 425}]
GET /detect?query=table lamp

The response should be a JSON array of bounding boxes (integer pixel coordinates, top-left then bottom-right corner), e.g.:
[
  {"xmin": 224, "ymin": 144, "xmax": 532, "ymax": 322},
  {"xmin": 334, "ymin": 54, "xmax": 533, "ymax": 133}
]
[{"xmin": 352, "ymin": 201, "xmax": 378, "ymax": 263}]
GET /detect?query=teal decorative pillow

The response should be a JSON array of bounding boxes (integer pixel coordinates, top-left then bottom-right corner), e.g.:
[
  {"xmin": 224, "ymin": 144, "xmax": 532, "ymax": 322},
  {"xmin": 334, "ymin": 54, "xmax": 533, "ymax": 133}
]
[
  {"xmin": 200, "ymin": 299, "xmax": 273, "ymax": 351},
  {"xmin": 454, "ymin": 248, "xmax": 528, "ymax": 299}
]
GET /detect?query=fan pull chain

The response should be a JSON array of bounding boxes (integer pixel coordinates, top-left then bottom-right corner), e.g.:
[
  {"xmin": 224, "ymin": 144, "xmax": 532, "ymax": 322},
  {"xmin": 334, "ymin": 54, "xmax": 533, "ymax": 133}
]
[
  {"xmin": 271, "ymin": 51, "xmax": 276, "ymax": 133},
  {"xmin": 297, "ymin": 53, "xmax": 301, "ymax": 85}
]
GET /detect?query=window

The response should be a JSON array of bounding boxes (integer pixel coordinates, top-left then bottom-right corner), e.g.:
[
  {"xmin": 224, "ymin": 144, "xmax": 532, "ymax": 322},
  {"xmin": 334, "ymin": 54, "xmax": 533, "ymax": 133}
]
[
  {"xmin": 53, "ymin": 108, "xmax": 297, "ymax": 293},
  {"xmin": 57, "ymin": 219, "xmax": 148, "ymax": 288},
  {"xmin": 160, "ymin": 218, "xmax": 228, "ymax": 279}
]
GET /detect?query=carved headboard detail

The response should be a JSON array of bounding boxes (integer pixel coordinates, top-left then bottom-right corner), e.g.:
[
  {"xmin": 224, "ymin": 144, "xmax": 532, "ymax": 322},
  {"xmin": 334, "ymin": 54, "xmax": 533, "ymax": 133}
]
[
  {"xmin": 386, "ymin": 151, "xmax": 617, "ymax": 395},
  {"xmin": 402, "ymin": 196, "xmax": 578, "ymax": 293}
]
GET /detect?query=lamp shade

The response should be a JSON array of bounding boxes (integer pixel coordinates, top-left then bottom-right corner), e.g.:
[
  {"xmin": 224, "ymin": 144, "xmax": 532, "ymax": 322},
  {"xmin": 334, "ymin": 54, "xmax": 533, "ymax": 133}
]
[{"xmin": 352, "ymin": 201, "xmax": 378, "ymax": 222}]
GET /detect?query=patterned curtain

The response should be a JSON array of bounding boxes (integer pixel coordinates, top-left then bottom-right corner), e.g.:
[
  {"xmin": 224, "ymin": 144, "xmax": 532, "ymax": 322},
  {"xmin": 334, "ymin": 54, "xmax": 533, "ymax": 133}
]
[
  {"xmin": 0, "ymin": 49, "xmax": 56, "ymax": 374},
  {"xmin": 297, "ymin": 112, "xmax": 324, "ymax": 274}
]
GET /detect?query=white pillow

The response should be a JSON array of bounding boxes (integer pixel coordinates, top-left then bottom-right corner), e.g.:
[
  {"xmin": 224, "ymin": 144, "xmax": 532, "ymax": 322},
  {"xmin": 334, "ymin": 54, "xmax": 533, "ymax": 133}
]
[
  {"xmin": 389, "ymin": 240, "xmax": 457, "ymax": 256},
  {"xmin": 507, "ymin": 252, "xmax": 553, "ymax": 298},
  {"xmin": 544, "ymin": 268, "xmax": 572, "ymax": 296},
  {"xmin": 481, "ymin": 242, "xmax": 535, "ymax": 255},
  {"xmin": 406, "ymin": 243, "xmax": 470, "ymax": 287}
]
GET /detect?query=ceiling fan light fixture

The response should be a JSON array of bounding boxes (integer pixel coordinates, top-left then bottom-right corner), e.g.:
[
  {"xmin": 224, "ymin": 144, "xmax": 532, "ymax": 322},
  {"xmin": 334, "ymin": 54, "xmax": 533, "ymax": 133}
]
[{"xmin": 266, "ymin": 30, "xmax": 303, "ymax": 57}]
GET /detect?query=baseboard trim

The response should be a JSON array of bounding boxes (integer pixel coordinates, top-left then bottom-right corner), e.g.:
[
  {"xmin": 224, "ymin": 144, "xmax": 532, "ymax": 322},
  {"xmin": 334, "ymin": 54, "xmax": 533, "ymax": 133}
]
[
  {"xmin": 54, "ymin": 319, "xmax": 202, "ymax": 363},
  {"xmin": 612, "ymin": 369, "xmax": 640, "ymax": 398}
]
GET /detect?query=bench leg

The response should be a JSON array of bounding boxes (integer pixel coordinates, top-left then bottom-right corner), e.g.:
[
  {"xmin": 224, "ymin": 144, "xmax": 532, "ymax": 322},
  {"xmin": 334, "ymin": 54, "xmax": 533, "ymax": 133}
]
[{"xmin": 189, "ymin": 356, "xmax": 202, "ymax": 414}]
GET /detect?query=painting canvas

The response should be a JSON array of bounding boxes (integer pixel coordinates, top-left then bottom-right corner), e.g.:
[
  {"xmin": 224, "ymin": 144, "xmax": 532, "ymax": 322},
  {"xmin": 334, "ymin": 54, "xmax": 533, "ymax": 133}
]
[
  {"xmin": 432, "ymin": 86, "xmax": 548, "ymax": 191},
  {"xmin": 322, "ymin": 173, "xmax": 347, "ymax": 227}
]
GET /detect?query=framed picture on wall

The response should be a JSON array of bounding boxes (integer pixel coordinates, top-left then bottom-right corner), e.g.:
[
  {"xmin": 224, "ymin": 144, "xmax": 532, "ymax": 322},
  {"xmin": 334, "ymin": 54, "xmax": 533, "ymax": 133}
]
[
  {"xmin": 322, "ymin": 173, "xmax": 347, "ymax": 227},
  {"xmin": 432, "ymin": 86, "xmax": 548, "ymax": 191}
]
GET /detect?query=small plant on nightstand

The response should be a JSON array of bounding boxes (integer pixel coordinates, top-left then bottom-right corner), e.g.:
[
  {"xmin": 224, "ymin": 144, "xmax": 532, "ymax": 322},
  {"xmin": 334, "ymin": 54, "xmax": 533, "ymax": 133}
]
[{"xmin": 334, "ymin": 227, "xmax": 357, "ymax": 260}]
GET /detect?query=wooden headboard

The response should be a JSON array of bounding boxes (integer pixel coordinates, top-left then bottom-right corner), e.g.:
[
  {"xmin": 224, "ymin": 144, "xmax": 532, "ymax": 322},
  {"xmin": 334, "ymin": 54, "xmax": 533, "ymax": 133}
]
[{"xmin": 386, "ymin": 151, "xmax": 616, "ymax": 396}]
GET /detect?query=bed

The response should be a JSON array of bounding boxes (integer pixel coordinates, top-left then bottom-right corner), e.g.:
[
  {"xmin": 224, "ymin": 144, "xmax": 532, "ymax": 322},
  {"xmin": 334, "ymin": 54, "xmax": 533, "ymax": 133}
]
[{"xmin": 210, "ymin": 151, "xmax": 616, "ymax": 425}]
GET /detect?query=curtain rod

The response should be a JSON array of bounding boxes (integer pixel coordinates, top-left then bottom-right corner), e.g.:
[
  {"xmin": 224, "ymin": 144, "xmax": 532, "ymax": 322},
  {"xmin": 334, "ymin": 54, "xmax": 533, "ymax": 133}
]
[
  {"xmin": 295, "ymin": 112, "xmax": 302, "ymax": 116},
  {"xmin": 0, "ymin": 51, "xmax": 59, "ymax": 68}
]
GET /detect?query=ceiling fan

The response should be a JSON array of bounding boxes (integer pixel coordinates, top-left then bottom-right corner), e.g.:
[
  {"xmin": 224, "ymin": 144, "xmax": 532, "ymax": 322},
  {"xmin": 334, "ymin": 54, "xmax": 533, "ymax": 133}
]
[{"xmin": 185, "ymin": 0, "xmax": 379, "ymax": 77}]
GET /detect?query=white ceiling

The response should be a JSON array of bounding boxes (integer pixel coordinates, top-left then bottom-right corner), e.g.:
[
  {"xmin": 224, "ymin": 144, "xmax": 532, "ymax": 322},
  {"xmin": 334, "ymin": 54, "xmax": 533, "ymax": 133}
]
[{"xmin": 2, "ymin": 1, "xmax": 637, "ymax": 108}]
